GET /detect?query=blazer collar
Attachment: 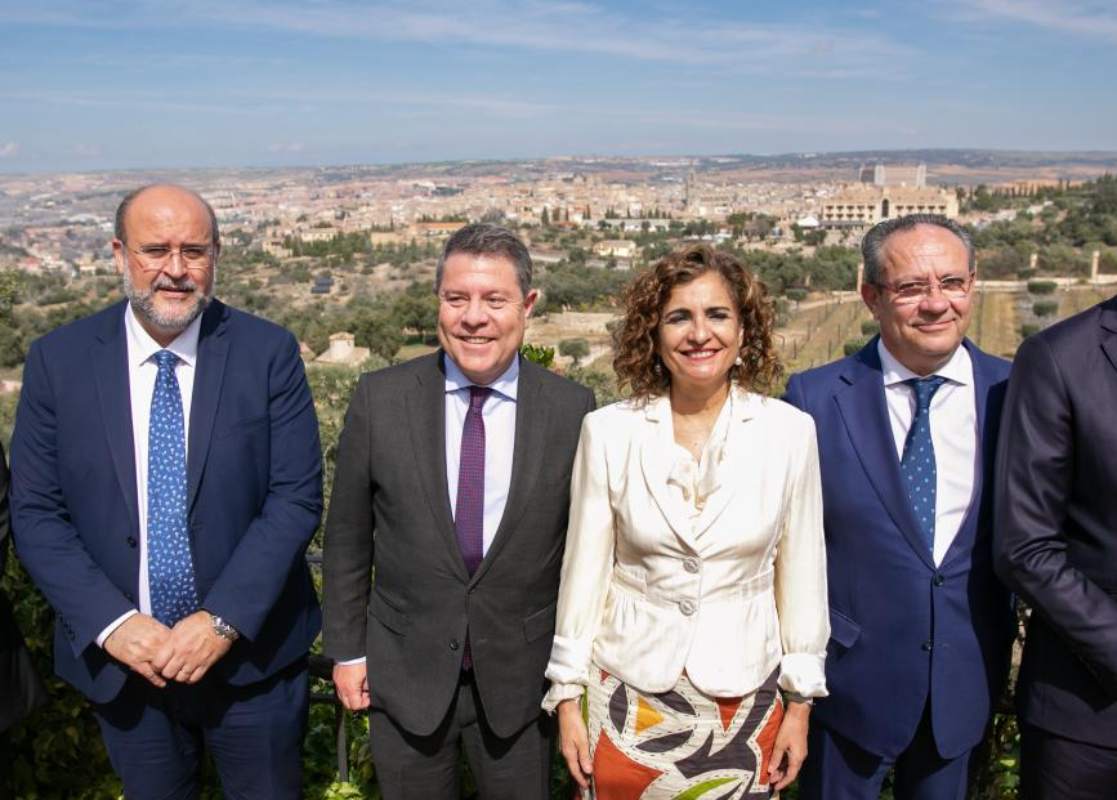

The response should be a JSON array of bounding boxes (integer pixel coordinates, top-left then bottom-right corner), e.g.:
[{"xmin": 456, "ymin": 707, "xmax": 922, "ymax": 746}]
[
  {"xmin": 639, "ymin": 387, "xmax": 762, "ymax": 553},
  {"xmin": 186, "ymin": 301, "xmax": 230, "ymax": 512},
  {"xmin": 1099, "ymin": 295, "xmax": 1117, "ymax": 373},
  {"xmin": 93, "ymin": 302, "xmax": 139, "ymax": 536},
  {"xmin": 835, "ymin": 337, "xmax": 936, "ymax": 569}
]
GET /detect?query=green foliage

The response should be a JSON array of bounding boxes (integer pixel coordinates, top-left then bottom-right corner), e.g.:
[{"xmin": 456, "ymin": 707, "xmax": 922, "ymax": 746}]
[
  {"xmin": 785, "ymin": 288, "xmax": 808, "ymax": 303},
  {"xmin": 1026, "ymin": 280, "xmax": 1057, "ymax": 295},
  {"xmin": 565, "ymin": 365, "xmax": 622, "ymax": 407},
  {"xmin": 1019, "ymin": 323, "xmax": 1041, "ymax": 339},
  {"xmin": 843, "ymin": 337, "xmax": 870, "ymax": 356},
  {"xmin": 1032, "ymin": 300, "xmax": 1059, "ymax": 317},
  {"xmin": 860, "ymin": 320, "xmax": 880, "ymax": 336},
  {"xmin": 540, "ymin": 262, "xmax": 630, "ymax": 312},
  {"xmin": 558, "ymin": 338, "xmax": 590, "ymax": 366},
  {"xmin": 520, "ymin": 343, "xmax": 555, "ymax": 368}
]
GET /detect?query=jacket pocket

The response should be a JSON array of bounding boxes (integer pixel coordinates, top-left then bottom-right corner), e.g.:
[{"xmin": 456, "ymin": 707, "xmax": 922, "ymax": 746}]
[
  {"xmin": 368, "ymin": 591, "xmax": 409, "ymax": 635},
  {"xmin": 523, "ymin": 601, "xmax": 557, "ymax": 643},
  {"xmin": 829, "ymin": 607, "xmax": 861, "ymax": 649}
]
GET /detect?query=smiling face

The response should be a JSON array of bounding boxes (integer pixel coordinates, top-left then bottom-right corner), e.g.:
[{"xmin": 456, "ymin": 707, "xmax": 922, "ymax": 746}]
[
  {"xmin": 861, "ymin": 223, "xmax": 974, "ymax": 376},
  {"xmin": 436, "ymin": 252, "xmax": 538, "ymax": 385},
  {"xmin": 656, "ymin": 270, "xmax": 744, "ymax": 396},
  {"xmin": 112, "ymin": 185, "xmax": 216, "ymax": 346}
]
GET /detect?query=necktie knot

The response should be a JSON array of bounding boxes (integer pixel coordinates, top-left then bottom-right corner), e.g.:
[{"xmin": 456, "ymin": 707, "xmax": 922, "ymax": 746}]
[
  {"xmin": 154, "ymin": 350, "xmax": 178, "ymax": 371},
  {"xmin": 469, "ymin": 386, "xmax": 492, "ymax": 411},
  {"xmin": 906, "ymin": 376, "xmax": 946, "ymax": 412}
]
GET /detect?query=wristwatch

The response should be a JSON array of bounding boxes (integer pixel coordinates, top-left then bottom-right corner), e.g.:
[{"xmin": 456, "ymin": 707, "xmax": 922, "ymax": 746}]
[{"xmin": 207, "ymin": 612, "xmax": 240, "ymax": 642}]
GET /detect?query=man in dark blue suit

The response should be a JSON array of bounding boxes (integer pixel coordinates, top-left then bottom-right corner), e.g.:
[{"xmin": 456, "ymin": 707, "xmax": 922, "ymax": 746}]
[
  {"xmin": 785, "ymin": 214, "xmax": 1014, "ymax": 798},
  {"xmin": 10, "ymin": 184, "xmax": 322, "ymax": 799},
  {"xmin": 994, "ymin": 295, "xmax": 1117, "ymax": 797}
]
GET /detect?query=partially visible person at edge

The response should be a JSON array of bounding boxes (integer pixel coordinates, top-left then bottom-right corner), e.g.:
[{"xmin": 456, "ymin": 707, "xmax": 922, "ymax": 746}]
[
  {"xmin": 0, "ymin": 441, "xmax": 48, "ymax": 800},
  {"xmin": 545, "ymin": 244, "xmax": 829, "ymax": 798},
  {"xmin": 994, "ymin": 291, "xmax": 1117, "ymax": 798},
  {"xmin": 785, "ymin": 214, "xmax": 1014, "ymax": 799},
  {"xmin": 10, "ymin": 184, "xmax": 322, "ymax": 799},
  {"xmin": 322, "ymin": 223, "xmax": 595, "ymax": 799}
]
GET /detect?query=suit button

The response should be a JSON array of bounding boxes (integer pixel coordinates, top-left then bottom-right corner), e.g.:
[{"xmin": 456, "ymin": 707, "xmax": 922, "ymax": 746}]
[
  {"xmin": 126, "ymin": 536, "xmax": 137, "ymax": 548},
  {"xmin": 449, "ymin": 639, "xmax": 460, "ymax": 651},
  {"xmin": 679, "ymin": 599, "xmax": 697, "ymax": 616},
  {"xmin": 933, "ymin": 574, "xmax": 945, "ymax": 587},
  {"xmin": 683, "ymin": 557, "xmax": 700, "ymax": 574},
  {"xmin": 922, "ymin": 640, "xmax": 933, "ymax": 652}
]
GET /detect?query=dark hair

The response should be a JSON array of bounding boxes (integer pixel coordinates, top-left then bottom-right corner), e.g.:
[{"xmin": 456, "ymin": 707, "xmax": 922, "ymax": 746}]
[
  {"xmin": 435, "ymin": 223, "xmax": 532, "ymax": 296},
  {"xmin": 613, "ymin": 244, "xmax": 780, "ymax": 398},
  {"xmin": 114, "ymin": 184, "xmax": 220, "ymax": 247},
  {"xmin": 861, "ymin": 214, "xmax": 973, "ymax": 284}
]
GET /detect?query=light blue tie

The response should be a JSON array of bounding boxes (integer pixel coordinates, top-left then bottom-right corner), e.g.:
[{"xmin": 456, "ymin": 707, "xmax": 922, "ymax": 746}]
[
  {"xmin": 900, "ymin": 376, "xmax": 947, "ymax": 556},
  {"xmin": 147, "ymin": 350, "xmax": 198, "ymax": 626}
]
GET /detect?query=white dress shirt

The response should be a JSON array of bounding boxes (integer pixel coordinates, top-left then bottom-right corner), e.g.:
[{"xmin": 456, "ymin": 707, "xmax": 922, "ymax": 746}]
[
  {"xmin": 337, "ymin": 354, "xmax": 521, "ymax": 667},
  {"xmin": 444, "ymin": 355, "xmax": 518, "ymax": 554},
  {"xmin": 543, "ymin": 388, "xmax": 829, "ymax": 711},
  {"xmin": 878, "ymin": 340, "xmax": 978, "ymax": 566},
  {"xmin": 95, "ymin": 306, "xmax": 201, "ymax": 646}
]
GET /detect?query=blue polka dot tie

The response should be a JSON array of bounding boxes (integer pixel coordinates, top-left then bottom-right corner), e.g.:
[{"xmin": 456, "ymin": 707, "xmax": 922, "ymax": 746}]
[
  {"xmin": 147, "ymin": 350, "xmax": 198, "ymax": 626},
  {"xmin": 901, "ymin": 376, "xmax": 947, "ymax": 556}
]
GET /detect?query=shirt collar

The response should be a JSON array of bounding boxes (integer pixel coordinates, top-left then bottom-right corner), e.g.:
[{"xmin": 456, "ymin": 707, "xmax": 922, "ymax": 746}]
[
  {"xmin": 124, "ymin": 303, "xmax": 202, "ymax": 370},
  {"xmin": 443, "ymin": 353, "xmax": 520, "ymax": 402},
  {"xmin": 878, "ymin": 338, "xmax": 971, "ymax": 388}
]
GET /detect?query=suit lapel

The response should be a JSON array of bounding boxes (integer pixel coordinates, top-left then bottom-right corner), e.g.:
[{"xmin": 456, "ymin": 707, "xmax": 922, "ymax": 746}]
[
  {"xmin": 93, "ymin": 303, "xmax": 139, "ymax": 536},
  {"xmin": 471, "ymin": 358, "xmax": 546, "ymax": 585},
  {"xmin": 639, "ymin": 395, "xmax": 700, "ymax": 554},
  {"xmin": 407, "ymin": 353, "xmax": 468, "ymax": 581},
  {"xmin": 186, "ymin": 302, "xmax": 229, "ymax": 513},
  {"xmin": 1099, "ymin": 298, "xmax": 1117, "ymax": 374},
  {"xmin": 834, "ymin": 341, "xmax": 936, "ymax": 570}
]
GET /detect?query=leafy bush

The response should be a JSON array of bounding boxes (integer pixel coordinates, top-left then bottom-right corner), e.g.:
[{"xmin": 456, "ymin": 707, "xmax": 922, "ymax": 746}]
[
  {"xmin": 860, "ymin": 320, "xmax": 880, "ymax": 336},
  {"xmin": 843, "ymin": 337, "xmax": 870, "ymax": 356},
  {"xmin": 1026, "ymin": 280, "xmax": 1057, "ymax": 295},
  {"xmin": 1033, "ymin": 300, "xmax": 1059, "ymax": 317},
  {"xmin": 1020, "ymin": 324, "xmax": 1041, "ymax": 339}
]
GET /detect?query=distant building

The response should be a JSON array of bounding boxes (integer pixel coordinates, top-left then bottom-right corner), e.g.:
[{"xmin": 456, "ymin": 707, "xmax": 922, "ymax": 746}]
[
  {"xmin": 413, "ymin": 221, "xmax": 468, "ymax": 238},
  {"xmin": 298, "ymin": 227, "xmax": 338, "ymax": 243},
  {"xmin": 315, "ymin": 332, "xmax": 370, "ymax": 368},
  {"xmin": 593, "ymin": 239, "xmax": 637, "ymax": 259},
  {"xmin": 858, "ymin": 163, "xmax": 927, "ymax": 188},
  {"xmin": 262, "ymin": 240, "xmax": 292, "ymax": 259},
  {"xmin": 820, "ymin": 184, "xmax": 958, "ymax": 229},
  {"xmin": 369, "ymin": 231, "xmax": 405, "ymax": 246},
  {"xmin": 310, "ymin": 274, "xmax": 334, "ymax": 295}
]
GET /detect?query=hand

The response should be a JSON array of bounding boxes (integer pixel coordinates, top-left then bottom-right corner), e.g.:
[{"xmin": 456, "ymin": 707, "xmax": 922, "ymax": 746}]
[
  {"xmin": 768, "ymin": 700, "xmax": 810, "ymax": 791},
  {"xmin": 152, "ymin": 611, "xmax": 234, "ymax": 684},
  {"xmin": 333, "ymin": 662, "xmax": 370, "ymax": 711},
  {"xmin": 557, "ymin": 698, "xmax": 593, "ymax": 791},
  {"xmin": 103, "ymin": 613, "xmax": 173, "ymax": 688}
]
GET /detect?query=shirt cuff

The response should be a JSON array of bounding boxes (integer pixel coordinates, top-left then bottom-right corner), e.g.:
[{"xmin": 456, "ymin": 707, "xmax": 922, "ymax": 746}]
[
  {"xmin": 542, "ymin": 682, "xmax": 585, "ymax": 715},
  {"xmin": 336, "ymin": 657, "xmax": 367, "ymax": 666},
  {"xmin": 96, "ymin": 609, "xmax": 139, "ymax": 648},
  {"xmin": 777, "ymin": 653, "xmax": 828, "ymax": 699}
]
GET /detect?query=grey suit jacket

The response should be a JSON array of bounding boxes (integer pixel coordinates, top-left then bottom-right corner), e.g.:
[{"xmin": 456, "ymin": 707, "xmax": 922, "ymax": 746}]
[{"xmin": 322, "ymin": 352, "xmax": 595, "ymax": 737}]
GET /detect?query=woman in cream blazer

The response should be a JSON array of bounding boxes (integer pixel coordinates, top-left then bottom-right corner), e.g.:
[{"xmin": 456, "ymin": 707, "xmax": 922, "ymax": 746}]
[{"xmin": 545, "ymin": 245, "xmax": 829, "ymax": 799}]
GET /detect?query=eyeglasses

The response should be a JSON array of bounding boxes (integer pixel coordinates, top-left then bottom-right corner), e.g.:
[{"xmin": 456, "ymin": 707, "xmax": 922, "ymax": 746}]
[
  {"xmin": 125, "ymin": 243, "xmax": 215, "ymax": 270},
  {"xmin": 876, "ymin": 274, "xmax": 974, "ymax": 304}
]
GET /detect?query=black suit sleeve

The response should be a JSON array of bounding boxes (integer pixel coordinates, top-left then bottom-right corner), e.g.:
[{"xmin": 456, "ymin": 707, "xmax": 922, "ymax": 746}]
[
  {"xmin": 321, "ymin": 374, "xmax": 376, "ymax": 661},
  {"xmin": 994, "ymin": 333, "xmax": 1117, "ymax": 696},
  {"xmin": 1, "ymin": 442, "xmax": 9, "ymax": 575}
]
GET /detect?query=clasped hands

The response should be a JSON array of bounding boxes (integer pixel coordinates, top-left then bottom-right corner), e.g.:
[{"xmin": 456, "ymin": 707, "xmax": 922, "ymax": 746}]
[{"xmin": 103, "ymin": 610, "xmax": 233, "ymax": 688}]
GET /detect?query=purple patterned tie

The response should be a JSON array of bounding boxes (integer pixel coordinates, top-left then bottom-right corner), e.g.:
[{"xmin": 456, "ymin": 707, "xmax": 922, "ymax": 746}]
[
  {"xmin": 456, "ymin": 386, "xmax": 490, "ymax": 670},
  {"xmin": 455, "ymin": 386, "xmax": 491, "ymax": 575}
]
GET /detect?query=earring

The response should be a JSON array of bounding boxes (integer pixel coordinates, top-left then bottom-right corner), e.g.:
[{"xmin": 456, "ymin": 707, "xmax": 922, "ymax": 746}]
[
  {"xmin": 734, "ymin": 355, "xmax": 743, "ymax": 366},
  {"xmin": 653, "ymin": 359, "xmax": 664, "ymax": 376}
]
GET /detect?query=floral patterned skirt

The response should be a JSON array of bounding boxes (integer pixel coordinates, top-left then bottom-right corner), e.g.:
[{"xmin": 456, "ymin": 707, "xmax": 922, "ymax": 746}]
[{"xmin": 583, "ymin": 666, "xmax": 783, "ymax": 800}]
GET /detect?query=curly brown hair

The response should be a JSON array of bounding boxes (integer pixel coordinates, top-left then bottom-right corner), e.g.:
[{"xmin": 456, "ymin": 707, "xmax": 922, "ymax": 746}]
[{"xmin": 613, "ymin": 244, "xmax": 781, "ymax": 399}]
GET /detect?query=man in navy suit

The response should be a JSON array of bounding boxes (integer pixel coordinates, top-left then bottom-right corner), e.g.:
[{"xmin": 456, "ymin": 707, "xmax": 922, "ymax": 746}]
[
  {"xmin": 995, "ymin": 295, "xmax": 1117, "ymax": 797},
  {"xmin": 785, "ymin": 214, "xmax": 1014, "ymax": 798},
  {"xmin": 10, "ymin": 184, "xmax": 322, "ymax": 799}
]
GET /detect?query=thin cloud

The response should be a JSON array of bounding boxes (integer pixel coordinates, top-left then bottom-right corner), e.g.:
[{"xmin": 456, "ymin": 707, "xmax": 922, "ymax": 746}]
[
  {"xmin": 948, "ymin": 0, "xmax": 1117, "ymax": 42},
  {"xmin": 0, "ymin": 0, "xmax": 913, "ymax": 71},
  {"xmin": 0, "ymin": 142, "xmax": 18, "ymax": 157}
]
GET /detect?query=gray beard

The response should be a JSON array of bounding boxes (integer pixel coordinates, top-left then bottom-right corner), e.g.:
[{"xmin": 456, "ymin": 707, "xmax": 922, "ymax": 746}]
[{"xmin": 122, "ymin": 266, "xmax": 212, "ymax": 336}]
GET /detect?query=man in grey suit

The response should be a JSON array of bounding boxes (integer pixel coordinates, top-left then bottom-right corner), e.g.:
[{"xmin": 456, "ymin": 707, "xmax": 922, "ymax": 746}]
[{"xmin": 322, "ymin": 223, "xmax": 595, "ymax": 799}]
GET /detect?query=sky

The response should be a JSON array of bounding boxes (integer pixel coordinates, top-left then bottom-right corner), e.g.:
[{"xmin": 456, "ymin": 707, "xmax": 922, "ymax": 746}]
[{"xmin": 0, "ymin": 0, "xmax": 1115, "ymax": 172}]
